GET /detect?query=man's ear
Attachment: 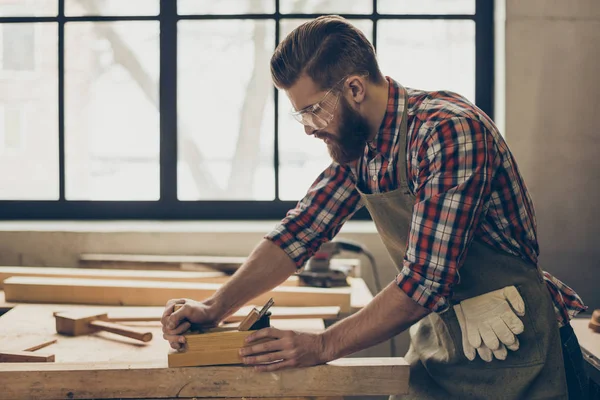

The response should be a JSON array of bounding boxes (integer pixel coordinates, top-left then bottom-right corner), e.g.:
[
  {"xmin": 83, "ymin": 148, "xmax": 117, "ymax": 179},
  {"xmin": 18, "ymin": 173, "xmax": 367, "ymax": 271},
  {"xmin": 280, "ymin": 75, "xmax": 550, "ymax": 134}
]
[{"xmin": 347, "ymin": 76, "xmax": 367, "ymax": 104}]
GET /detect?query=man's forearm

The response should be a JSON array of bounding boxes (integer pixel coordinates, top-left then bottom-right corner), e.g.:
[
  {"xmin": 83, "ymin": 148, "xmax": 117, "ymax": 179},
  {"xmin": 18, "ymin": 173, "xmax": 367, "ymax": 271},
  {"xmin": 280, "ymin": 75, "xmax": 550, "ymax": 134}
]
[
  {"xmin": 321, "ymin": 280, "xmax": 431, "ymax": 361},
  {"xmin": 208, "ymin": 239, "xmax": 297, "ymax": 320}
]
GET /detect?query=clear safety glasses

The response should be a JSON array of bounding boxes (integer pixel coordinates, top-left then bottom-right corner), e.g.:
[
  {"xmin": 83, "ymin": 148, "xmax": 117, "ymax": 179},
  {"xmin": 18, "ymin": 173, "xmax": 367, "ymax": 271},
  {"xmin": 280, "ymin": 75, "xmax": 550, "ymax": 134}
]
[{"xmin": 290, "ymin": 76, "xmax": 347, "ymax": 130}]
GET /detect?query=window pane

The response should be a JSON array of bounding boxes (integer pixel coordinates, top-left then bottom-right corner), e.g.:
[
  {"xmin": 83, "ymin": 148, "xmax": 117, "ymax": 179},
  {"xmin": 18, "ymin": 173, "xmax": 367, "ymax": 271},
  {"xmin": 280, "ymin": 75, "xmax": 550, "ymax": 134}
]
[
  {"xmin": 0, "ymin": 23, "xmax": 58, "ymax": 200},
  {"xmin": 0, "ymin": 0, "xmax": 57, "ymax": 17},
  {"xmin": 277, "ymin": 19, "xmax": 372, "ymax": 201},
  {"xmin": 377, "ymin": 20, "xmax": 475, "ymax": 104},
  {"xmin": 178, "ymin": 20, "xmax": 275, "ymax": 200},
  {"xmin": 65, "ymin": 22, "xmax": 159, "ymax": 200},
  {"xmin": 280, "ymin": 0, "xmax": 371, "ymax": 14},
  {"xmin": 377, "ymin": 0, "xmax": 475, "ymax": 14},
  {"xmin": 65, "ymin": 0, "xmax": 159, "ymax": 16},
  {"xmin": 178, "ymin": 0, "xmax": 274, "ymax": 14}
]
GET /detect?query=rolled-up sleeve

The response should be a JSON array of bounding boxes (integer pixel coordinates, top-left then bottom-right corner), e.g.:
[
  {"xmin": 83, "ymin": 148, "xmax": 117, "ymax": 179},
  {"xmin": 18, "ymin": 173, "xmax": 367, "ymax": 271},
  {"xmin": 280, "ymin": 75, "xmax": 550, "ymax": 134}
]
[
  {"xmin": 396, "ymin": 117, "xmax": 496, "ymax": 312},
  {"xmin": 265, "ymin": 162, "xmax": 363, "ymax": 269}
]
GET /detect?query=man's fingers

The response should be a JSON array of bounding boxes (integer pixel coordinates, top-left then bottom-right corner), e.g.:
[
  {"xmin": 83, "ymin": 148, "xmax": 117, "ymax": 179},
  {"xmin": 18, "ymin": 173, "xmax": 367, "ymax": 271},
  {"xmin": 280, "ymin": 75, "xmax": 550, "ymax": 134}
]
[
  {"xmin": 163, "ymin": 320, "xmax": 191, "ymax": 335},
  {"xmin": 242, "ymin": 350, "xmax": 286, "ymax": 365},
  {"xmin": 253, "ymin": 359, "xmax": 296, "ymax": 372},
  {"xmin": 167, "ymin": 303, "xmax": 193, "ymax": 330},
  {"xmin": 240, "ymin": 338, "xmax": 283, "ymax": 357},
  {"xmin": 245, "ymin": 327, "xmax": 284, "ymax": 343},
  {"xmin": 504, "ymin": 286, "xmax": 525, "ymax": 316},
  {"xmin": 162, "ymin": 333, "xmax": 186, "ymax": 350}
]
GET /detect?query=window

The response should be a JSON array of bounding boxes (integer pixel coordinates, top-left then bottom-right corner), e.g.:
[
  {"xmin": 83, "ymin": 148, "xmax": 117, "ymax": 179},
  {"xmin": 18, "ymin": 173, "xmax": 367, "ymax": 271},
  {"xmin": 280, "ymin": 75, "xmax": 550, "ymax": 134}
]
[{"xmin": 0, "ymin": 0, "xmax": 493, "ymax": 219}]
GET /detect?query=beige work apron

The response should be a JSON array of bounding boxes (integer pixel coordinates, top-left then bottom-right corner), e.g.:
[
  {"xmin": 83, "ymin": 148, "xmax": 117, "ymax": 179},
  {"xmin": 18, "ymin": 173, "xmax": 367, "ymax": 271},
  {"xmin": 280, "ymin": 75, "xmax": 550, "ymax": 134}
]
[{"xmin": 356, "ymin": 85, "xmax": 568, "ymax": 399}]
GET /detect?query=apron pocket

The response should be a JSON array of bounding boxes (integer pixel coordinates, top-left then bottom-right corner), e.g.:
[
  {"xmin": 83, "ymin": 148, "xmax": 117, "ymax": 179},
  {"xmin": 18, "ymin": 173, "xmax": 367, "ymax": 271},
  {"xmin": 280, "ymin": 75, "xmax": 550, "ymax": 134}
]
[{"xmin": 452, "ymin": 284, "xmax": 545, "ymax": 369}]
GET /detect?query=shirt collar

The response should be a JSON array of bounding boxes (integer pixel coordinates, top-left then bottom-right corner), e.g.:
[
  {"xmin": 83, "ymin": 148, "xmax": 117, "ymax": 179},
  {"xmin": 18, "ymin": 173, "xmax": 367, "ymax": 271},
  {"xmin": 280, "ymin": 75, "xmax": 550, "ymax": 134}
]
[{"xmin": 366, "ymin": 76, "xmax": 406, "ymax": 159}]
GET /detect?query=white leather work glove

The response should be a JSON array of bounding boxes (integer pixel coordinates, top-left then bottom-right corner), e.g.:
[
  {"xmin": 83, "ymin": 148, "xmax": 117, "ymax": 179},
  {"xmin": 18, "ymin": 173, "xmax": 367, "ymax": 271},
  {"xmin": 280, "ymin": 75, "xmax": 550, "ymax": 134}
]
[{"xmin": 454, "ymin": 286, "xmax": 525, "ymax": 362}]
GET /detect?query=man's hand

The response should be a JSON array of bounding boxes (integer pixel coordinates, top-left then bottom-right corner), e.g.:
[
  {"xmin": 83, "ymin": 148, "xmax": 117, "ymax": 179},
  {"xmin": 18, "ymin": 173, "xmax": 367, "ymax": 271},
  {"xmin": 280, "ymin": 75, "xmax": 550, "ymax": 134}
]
[
  {"xmin": 239, "ymin": 327, "xmax": 329, "ymax": 372},
  {"xmin": 161, "ymin": 298, "xmax": 220, "ymax": 351},
  {"xmin": 454, "ymin": 286, "xmax": 525, "ymax": 362}
]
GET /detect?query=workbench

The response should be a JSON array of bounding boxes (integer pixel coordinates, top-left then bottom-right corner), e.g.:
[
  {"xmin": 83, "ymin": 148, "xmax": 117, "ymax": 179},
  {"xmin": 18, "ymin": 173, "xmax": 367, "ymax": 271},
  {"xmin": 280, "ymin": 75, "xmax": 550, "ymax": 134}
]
[
  {"xmin": 571, "ymin": 318, "xmax": 600, "ymax": 399},
  {"xmin": 0, "ymin": 282, "xmax": 408, "ymax": 399}
]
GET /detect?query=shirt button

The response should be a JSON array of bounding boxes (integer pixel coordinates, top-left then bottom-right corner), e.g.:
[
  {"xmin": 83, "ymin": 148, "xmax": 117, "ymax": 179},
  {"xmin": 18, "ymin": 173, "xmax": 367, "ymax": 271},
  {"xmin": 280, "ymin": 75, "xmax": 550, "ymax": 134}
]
[{"xmin": 372, "ymin": 175, "xmax": 377, "ymax": 182}]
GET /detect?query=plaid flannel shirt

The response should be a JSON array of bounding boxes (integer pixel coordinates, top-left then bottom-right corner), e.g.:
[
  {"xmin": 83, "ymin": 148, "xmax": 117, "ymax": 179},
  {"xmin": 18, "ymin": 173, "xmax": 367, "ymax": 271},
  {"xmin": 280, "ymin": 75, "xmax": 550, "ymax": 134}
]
[{"xmin": 266, "ymin": 77, "xmax": 586, "ymax": 327}]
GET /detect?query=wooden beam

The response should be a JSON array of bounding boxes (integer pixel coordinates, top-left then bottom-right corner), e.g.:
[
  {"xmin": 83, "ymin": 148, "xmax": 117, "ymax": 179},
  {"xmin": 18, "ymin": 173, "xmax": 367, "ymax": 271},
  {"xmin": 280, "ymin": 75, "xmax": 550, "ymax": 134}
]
[
  {"xmin": 3, "ymin": 277, "xmax": 352, "ymax": 312},
  {"xmin": 0, "ymin": 358, "xmax": 409, "ymax": 399},
  {"xmin": 78, "ymin": 253, "xmax": 361, "ymax": 276},
  {"xmin": 0, "ymin": 266, "xmax": 226, "ymax": 289},
  {"xmin": 79, "ymin": 253, "xmax": 246, "ymax": 272},
  {"xmin": 0, "ymin": 351, "xmax": 54, "ymax": 363}
]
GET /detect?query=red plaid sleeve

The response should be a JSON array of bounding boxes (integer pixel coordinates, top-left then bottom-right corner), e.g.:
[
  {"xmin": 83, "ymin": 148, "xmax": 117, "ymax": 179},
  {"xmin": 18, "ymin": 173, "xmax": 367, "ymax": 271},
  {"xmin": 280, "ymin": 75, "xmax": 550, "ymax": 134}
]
[
  {"xmin": 265, "ymin": 163, "xmax": 363, "ymax": 268},
  {"xmin": 396, "ymin": 117, "xmax": 496, "ymax": 312}
]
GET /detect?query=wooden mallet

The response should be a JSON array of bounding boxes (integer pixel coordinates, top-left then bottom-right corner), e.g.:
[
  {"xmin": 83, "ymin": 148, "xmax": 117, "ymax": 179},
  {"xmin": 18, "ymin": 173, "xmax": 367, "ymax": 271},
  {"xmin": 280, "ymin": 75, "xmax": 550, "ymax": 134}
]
[{"xmin": 54, "ymin": 311, "xmax": 152, "ymax": 342}]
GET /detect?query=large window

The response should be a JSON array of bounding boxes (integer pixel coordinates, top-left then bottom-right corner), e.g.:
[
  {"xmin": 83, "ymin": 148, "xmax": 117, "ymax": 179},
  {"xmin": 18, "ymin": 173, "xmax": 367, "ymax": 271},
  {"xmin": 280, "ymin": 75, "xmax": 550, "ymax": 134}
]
[{"xmin": 0, "ymin": 0, "xmax": 493, "ymax": 219}]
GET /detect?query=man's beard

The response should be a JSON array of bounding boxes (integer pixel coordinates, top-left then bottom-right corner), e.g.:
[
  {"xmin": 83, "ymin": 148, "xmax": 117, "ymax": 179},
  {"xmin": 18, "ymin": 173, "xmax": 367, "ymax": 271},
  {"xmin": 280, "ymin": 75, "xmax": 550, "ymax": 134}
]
[{"xmin": 322, "ymin": 97, "xmax": 371, "ymax": 165}]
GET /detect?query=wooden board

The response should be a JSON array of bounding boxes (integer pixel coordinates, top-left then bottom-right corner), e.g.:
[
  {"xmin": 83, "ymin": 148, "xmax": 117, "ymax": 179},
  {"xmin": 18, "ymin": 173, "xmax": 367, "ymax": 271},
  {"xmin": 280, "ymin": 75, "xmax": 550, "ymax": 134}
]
[
  {"xmin": 0, "ymin": 266, "xmax": 227, "ymax": 289},
  {"xmin": 0, "ymin": 357, "xmax": 409, "ymax": 399},
  {"xmin": 78, "ymin": 253, "xmax": 361, "ymax": 276},
  {"xmin": 4, "ymin": 276, "xmax": 353, "ymax": 312},
  {"xmin": 0, "ymin": 304, "xmax": 325, "ymax": 362},
  {"xmin": 0, "ymin": 304, "xmax": 408, "ymax": 398},
  {"xmin": 79, "ymin": 253, "xmax": 247, "ymax": 272},
  {"xmin": 572, "ymin": 318, "xmax": 600, "ymax": 359}
]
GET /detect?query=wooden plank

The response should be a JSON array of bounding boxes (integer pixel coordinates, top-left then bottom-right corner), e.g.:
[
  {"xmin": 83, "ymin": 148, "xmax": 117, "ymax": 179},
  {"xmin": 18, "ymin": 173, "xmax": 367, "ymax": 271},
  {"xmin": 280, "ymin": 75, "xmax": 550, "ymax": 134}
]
[
  {"xmin": 0, "ymin": 304, "xmax": 324, "ymax": 364},
  {"xmin": 4, "ymin": 276, "xmax": 352, "ymax": 312},
  {"xmin": 0, "ymin": 266, "xmax": 226, "ymax": 289},
  {"xmin": 79, "ymin": 253, "xmax": 247, "ymax": 272},
  {"xmin": 22, "ymin": 339, "xmax": 57, "ymax": 352},
  {"xmin": 571, "ymin": 318, "xmax": 600, "ymax": 359},
  {"xmin": 79, "ymin": 253, "xmax": 361, "ymax": 276},
  {"xmin": 0, "ymin": 350, "xmax": 55, "ymax": 363},
  {"xmin": 0, "ymin": 357, "xmax": 409, "ymax": 399}
]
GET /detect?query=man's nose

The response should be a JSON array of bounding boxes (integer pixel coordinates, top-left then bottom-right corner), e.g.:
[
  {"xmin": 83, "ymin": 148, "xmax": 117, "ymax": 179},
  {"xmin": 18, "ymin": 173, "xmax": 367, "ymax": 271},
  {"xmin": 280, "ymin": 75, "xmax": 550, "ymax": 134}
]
[{"xmin": 304, "ymin": 125, "xmax": 316, "ymax": 136}]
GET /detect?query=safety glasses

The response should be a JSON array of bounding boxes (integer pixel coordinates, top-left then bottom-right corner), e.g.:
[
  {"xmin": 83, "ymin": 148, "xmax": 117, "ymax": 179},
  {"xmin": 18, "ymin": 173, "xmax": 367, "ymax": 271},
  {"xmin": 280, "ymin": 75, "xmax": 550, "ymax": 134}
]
[{"xmin": 290, "ymin": 76, "xmax": 348, "ymax": 130}]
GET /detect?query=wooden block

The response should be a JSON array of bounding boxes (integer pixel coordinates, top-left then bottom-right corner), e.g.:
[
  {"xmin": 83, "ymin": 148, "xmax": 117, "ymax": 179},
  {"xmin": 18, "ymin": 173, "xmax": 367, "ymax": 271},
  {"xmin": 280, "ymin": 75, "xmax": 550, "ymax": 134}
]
[
  {"xmin": 0, "ymin": 357, "xmax": 409, "ymax": 398},
  {"xmin": 4, "ymin": 276, "xmax": 352, "ymax": 312},
  {"xmin": 0, "ymin": 351, "xmax": 54, "ymax": 363},
  {"xmin": 0, "ymin": 266, "xmax": 226, "ymax": 289}
]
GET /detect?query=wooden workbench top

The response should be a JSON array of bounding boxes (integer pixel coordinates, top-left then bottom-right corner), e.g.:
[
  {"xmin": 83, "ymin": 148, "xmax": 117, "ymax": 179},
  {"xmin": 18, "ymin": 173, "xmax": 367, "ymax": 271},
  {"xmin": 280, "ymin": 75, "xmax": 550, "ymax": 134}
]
[
  {"xmin": 0, "ymin": 303, "xmax": 408, "ymax": 399},
  {"xmin": 0, "ymin": 303, "xmax": 326, "ymax": 362}
]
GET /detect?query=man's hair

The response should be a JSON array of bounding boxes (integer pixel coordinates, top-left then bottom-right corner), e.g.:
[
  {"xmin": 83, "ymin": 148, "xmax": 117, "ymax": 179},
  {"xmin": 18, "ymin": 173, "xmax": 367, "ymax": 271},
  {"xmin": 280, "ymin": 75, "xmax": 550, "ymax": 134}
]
[{"xmin": 270, "ymin": 15, "xmax": 385, "ymax": 91}]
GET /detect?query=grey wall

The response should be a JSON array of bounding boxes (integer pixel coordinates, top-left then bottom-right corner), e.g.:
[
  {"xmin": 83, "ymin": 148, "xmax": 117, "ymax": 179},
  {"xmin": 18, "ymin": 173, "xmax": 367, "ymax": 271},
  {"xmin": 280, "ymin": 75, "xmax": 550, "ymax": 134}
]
[{"xmin": 505, "ymin": 0, "xmax": 600, "ymax": 313}]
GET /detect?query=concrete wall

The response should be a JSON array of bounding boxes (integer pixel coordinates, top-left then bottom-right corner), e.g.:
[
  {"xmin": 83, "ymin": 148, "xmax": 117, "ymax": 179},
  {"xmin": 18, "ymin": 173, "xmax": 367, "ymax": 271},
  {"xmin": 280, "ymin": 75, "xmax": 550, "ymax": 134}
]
[{"xmin": 505, "ymin": 0, "xmax": 600, "ymax": 312}]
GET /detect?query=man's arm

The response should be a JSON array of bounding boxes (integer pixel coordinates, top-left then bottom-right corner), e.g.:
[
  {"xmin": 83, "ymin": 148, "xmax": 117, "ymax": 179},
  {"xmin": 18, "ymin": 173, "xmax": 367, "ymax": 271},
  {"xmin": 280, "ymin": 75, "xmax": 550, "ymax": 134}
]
[
  {"xmin": 162, "ymin": 162, "xmax": 363, "ymax": 349},
  {"xmin": 207, "ymin": 238, "xmax": 297, "ymax": 320},
  {"xmin": 321, "ymin": 281, "xmax": 430, "ymax": 361}
]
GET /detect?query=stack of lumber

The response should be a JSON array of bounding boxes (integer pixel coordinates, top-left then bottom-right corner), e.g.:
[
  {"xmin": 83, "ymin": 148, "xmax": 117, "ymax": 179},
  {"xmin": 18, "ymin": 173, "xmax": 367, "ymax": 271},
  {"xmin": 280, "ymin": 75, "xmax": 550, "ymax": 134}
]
[{"xmin": 0, "ymin": 266, "xmax": 354, "ymax": 312}]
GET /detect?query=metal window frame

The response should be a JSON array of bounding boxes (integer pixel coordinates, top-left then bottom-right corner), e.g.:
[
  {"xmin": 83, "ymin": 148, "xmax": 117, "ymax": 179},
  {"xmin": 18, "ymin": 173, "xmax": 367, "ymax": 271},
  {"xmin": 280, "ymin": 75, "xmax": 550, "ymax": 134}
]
[{"xmin": 0, "ymin": 0, "xmax": 494, "ymax": 220}]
